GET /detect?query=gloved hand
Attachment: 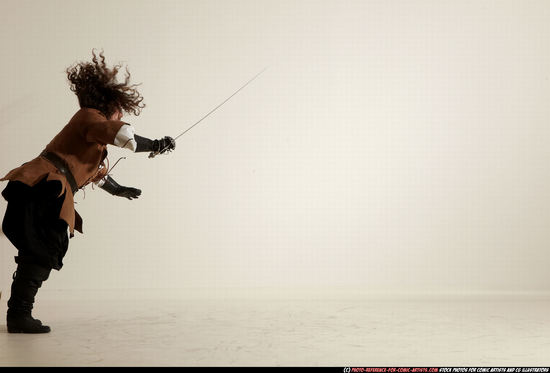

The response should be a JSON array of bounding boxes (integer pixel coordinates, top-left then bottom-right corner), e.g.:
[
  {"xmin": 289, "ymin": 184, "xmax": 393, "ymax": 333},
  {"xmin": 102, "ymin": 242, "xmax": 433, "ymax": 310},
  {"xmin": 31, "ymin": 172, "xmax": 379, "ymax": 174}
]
[
  {"xmin": 99, "ymin": 176, "xmax": 141, "ymax": 200},
  {"xmin": 153, "ymin": 136, "xmax": 176, "ymax": 154},
  {"xmin": 116, "ymin": 186, "xmax": 142, "ymax": 200},
  {"xmin": 135, "ymin": 134, "xmax": 176, "ymax": 157}
]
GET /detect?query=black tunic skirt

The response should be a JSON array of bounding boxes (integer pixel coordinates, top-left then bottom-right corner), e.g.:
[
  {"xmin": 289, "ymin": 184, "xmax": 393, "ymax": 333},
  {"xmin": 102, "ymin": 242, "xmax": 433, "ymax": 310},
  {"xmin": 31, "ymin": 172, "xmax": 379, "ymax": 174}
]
[{"xmin": 2, "ymin": 177, "xmax": 69, "ymax": 270}]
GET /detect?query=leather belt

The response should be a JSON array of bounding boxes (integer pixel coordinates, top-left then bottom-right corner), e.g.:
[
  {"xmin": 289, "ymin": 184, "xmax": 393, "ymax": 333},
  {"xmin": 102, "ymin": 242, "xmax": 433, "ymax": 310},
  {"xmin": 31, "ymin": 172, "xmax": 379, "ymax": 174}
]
[{"xmin": 40, "ymin": 151, "xmax": 79, "ymax": 194}]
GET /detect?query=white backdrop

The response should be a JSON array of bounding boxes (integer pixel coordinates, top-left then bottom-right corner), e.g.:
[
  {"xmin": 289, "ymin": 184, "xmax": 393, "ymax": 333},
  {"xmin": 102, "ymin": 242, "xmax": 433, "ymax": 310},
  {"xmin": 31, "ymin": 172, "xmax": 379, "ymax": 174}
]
[{"xmin": 1, "ymin": 0, "xmax": 549, "ymax": 298}]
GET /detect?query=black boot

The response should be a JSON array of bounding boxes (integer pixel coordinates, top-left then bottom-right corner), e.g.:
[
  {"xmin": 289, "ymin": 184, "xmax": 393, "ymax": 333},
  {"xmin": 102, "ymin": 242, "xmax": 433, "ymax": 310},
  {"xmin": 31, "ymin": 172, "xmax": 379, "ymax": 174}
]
[{"xmin": 7, "ymin": 262, "xmax": 52, "ymax": 333}]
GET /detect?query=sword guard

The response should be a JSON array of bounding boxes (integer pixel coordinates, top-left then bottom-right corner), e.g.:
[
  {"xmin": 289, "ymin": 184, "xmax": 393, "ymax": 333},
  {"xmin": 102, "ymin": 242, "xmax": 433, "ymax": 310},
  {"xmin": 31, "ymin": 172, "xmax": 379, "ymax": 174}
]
[{"xmin": 149, "ymin": 149, "xmax": 174, "ymax": 159}]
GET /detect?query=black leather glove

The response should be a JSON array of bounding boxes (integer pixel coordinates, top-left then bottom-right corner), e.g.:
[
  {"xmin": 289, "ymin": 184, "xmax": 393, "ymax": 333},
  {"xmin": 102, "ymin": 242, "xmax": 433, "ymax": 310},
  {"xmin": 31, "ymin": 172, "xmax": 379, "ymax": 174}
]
[
  {"xmin": 135, "ymin": 135, "xmax": 176, "ymax": 156},
  {"xmin": 99, "ymin": 176, "xmax": 141, "ymax": 200},
  {"xmin": 116, "ymin": 186, "xmax": 142, "ymax": 200},
  {"xmin": 155, "ymin": 136, "xmax": 176, "ymax": 154}
]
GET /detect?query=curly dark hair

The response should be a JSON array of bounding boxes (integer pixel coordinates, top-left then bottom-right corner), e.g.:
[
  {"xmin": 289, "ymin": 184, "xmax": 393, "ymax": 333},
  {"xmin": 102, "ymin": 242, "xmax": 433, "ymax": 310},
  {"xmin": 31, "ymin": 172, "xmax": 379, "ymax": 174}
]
[{"xmin": 66, "ymin": 50, "xmax": 145, "ymax": 118}]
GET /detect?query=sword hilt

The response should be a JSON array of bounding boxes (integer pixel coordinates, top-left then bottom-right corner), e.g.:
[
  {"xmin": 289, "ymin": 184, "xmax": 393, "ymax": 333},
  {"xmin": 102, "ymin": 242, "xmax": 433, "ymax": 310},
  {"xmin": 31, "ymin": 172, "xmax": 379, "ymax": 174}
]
[{"xmin": 148, "ymin": 145, "xmax": 173, "ymax": 159}]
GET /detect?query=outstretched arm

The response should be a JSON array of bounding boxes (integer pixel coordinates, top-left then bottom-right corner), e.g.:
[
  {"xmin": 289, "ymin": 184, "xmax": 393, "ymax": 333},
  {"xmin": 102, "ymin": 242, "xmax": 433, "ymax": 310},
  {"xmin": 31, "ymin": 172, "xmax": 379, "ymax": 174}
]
[
  {"xmin": 114, "ymin": 124, "xmax": 176, "ymax": 155},
  {"xmin": 97, "ymin": 175, "xmax": 141, "ymax": 200}
]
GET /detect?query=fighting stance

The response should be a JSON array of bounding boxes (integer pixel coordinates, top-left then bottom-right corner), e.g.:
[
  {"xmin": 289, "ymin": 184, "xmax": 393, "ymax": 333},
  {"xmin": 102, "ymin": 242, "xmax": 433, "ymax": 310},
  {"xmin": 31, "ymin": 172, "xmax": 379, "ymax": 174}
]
[{"xmin": 1, "ymin": 51, "xmax": 176, "ymax": 333}]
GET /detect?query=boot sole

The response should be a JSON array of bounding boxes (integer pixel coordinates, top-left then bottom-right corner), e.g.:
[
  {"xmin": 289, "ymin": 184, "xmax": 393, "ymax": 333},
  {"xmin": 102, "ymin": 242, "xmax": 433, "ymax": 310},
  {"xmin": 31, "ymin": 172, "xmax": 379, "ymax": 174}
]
[{"xmin": 8, "ymin": 326, "xmax": 51, "ymax": 333}]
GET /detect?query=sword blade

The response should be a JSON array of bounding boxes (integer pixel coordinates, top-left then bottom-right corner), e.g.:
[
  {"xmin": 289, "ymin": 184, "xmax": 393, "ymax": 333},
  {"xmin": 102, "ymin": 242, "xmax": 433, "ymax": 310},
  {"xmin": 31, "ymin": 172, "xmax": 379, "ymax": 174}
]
[
  {"xmin": 149, "ymin": 68, "xmax": 267, "ymax": 158},
  {"xmin": 174, "ymin": 67, "xmax": 267, "ymax": 141}
]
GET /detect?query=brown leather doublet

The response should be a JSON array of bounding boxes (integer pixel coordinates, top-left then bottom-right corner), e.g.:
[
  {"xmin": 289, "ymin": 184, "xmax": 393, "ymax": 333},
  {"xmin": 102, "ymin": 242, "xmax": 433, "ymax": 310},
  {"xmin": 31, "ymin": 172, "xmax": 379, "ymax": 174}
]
[{"xmin": 1, "ymin": 108, "xmax": 126, "ymax": 236}]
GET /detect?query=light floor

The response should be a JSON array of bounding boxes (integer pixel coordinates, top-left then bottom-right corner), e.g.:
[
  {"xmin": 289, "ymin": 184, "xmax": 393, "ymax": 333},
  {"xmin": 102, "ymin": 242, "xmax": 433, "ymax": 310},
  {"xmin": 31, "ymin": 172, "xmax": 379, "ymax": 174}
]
[{"xmin": 1, "ymin": 292, "xmax": 550, "ymax": 367}]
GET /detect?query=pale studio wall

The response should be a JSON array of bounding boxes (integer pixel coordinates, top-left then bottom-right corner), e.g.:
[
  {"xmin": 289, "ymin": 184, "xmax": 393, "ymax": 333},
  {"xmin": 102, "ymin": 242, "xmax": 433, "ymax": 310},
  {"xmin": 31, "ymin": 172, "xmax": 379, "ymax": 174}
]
[{"xmin": 0, "ymin": 0, "xmax": 549, "ymax": 298}]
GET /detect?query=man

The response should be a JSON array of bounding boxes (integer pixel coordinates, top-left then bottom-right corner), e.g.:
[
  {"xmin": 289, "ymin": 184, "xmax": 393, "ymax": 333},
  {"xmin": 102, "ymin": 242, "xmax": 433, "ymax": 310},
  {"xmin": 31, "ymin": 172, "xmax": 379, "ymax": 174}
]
[{"xmin": 0, "ymin": 51, "xmax": 176, "ymax": 333}]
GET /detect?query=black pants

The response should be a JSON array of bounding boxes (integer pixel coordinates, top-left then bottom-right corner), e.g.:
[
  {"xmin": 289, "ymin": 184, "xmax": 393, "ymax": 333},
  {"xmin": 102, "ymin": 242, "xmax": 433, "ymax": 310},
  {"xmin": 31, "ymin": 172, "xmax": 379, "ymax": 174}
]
[{"xmin": 2, "ymin": 178, "xmax": 69, "ymax": 270}]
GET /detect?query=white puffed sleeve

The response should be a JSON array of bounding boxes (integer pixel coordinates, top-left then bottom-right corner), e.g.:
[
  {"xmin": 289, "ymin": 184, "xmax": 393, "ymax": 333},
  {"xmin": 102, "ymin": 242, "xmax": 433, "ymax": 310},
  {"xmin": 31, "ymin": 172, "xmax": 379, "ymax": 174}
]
[{"xmin": 113, "ymin": 123, "xmax": 137, "ymax": 152}]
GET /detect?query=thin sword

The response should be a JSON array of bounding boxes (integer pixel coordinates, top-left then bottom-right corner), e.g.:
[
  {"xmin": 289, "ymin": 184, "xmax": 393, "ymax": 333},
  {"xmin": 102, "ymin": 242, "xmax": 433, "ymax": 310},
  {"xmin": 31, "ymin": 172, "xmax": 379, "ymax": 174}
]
[{"xmin": 149, "ymin": 67, "xmax": 268, "ymax": 158}]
